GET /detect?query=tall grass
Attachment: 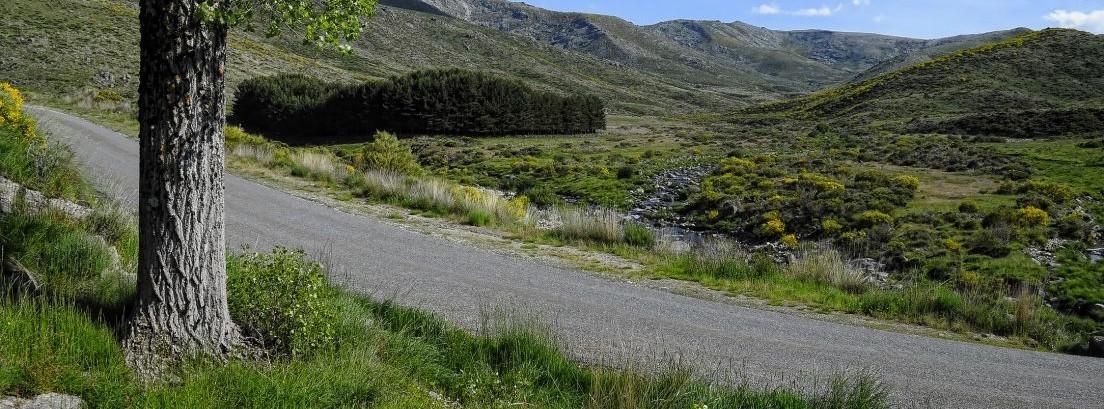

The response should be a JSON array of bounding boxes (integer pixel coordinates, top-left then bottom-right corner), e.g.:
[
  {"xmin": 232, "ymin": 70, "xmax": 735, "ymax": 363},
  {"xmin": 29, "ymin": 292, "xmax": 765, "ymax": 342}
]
[
  {"xmin": 664, "ymin": 238, "xmax": 780, "ymax": 280},
  {"xmin": 554, "ymin": 206, "xmax": 624, "ymax": 244},
  {"xmin": 229, "ymin": 143, "xmax": 274, "ymax": 164},
  {"xmin": 289, "ymin": 149, "xmax": 341, "ymax": 180},
  {"xmin": 787, "ymin": 249, "xmax": 869, "ymax": 294}
]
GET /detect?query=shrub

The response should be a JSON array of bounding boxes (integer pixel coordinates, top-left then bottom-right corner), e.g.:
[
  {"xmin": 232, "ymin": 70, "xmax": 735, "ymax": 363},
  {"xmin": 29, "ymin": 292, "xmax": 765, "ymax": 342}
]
[
  {"xmin": 227, "ymin": 248, "xmax": 338, "ymax": 357},
  {"xmin": 224, "ymin": 126, "xmax": 268, "ymax": 150},
  {"xmin": 858, "ymin": 210, "xmax": 894, "ymax": 226},
  {"xmin": 781, "ymin": 234, "xmax": 799, "ymax": 247},
  {"xmin": 0, "ymin": 82, "xmax": 39, "ymax": 143},
  {"xmin": 360, "ymin": 131, "xmax": 423, "ymax": 175},
  {"xmin": 622, "ymin": 222, "xmax": 655, "ymax": 248},
  {"xmin": 821, "ymin": 218, "xmax": 843, "ymax": 234},
  {"xmin": 760, "ymin": 219, "xmax": 786, "ymax": 237},
  {"xmin": 1017, "ymin": 206, "xmax": 1049, "ymax": 227},
  {"xmin": 958, "ymin": 201, "xmax": 980, "ymax": 214},
  {"xmin": 892, "ymin": 175, "xmax": 920, "ymax": 191},
  {"xmin": 615, "ymin": 165, "xmax": 635, "ymax": 179}
]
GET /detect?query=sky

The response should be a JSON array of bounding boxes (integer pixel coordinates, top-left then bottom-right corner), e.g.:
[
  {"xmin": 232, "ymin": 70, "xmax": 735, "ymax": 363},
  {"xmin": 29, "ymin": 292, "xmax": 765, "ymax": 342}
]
[{"xmin": 521, "ymin": 0, "xmax": 1104, "ymax": 39}]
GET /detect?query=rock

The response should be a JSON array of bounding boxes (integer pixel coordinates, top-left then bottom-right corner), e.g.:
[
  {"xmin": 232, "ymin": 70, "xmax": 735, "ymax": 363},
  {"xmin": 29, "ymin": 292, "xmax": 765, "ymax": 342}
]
[
  {"xmin": 847, "ymin": 258, "xmax": 889, "ymax": 285},
  {"xmin": 3, "ymin": 257, "xmax": 40, "ymax": 291},
  {"xmin": 1088, "ymin": 248, "xmax": 1103, "ymax": 263},
  {"xmin": 1091, "ymin": 335, "xmax": 1104, "ymax": 355},
  {"xmin": 1, "ymin": 394, "xmax": 83, "ymax": 409},
  {"xmin": 0, "ymin": 177, "xmax": 93, "ymax": 220}
]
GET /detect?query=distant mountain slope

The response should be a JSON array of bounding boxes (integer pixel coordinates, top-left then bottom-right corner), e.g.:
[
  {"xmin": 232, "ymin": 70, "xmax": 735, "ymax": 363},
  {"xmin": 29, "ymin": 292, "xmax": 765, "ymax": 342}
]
[
  {"xmin": 742, "ymin": 29, "xmax": 1104, "ymax": 137},
  {"xmin": 383, "ymin": 0, "xmax": 937, "ymax": 96},
  {"xmin": 0, "ymin": 0, "xmax": 737, "ymax": 115},
  {"xmin": 852, "ymin": 28, "xmax": 1031, "ymax": 81}
]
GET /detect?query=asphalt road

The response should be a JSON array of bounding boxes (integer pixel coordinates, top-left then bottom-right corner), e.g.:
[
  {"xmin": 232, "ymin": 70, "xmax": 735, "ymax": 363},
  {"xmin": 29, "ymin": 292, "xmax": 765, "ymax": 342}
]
[{"xmin": 30, "ymin": 107, "xmax": 1103, "ymax": 408}]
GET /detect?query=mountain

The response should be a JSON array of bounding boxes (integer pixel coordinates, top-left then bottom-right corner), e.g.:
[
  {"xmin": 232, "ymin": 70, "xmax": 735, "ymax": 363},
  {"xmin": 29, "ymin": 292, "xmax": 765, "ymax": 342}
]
[
  {"xmin": 742, "ymin": 29, "xmax": 1104, "ymax": 137},
  {"xmin": 2, "ymin": 0, "xmax": 1053, "ymax": 118},
  {"xmin": 382, "ymin": 0, "xmax": 933, "ymax": 96},
  {"xmin": 2, "ymin": 0, "xmax": 746, "ymax": 115},
  {"xmin": 852, "ymin": 28, "xmax": 1031, "ymax": 81}
]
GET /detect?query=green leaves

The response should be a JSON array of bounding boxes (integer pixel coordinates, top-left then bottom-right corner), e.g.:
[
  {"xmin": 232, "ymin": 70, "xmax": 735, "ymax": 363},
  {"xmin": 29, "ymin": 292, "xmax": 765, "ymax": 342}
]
[{"xmin": 199, "ymin": 0, "xmax": 378, "ymax": 51}]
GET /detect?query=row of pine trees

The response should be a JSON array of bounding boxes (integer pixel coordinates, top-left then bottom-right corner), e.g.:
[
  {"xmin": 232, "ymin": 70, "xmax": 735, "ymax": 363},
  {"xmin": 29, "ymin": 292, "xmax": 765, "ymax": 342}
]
[{"xmin": 231, "ymin": 69, "xmax": 606, "ymax": 143}]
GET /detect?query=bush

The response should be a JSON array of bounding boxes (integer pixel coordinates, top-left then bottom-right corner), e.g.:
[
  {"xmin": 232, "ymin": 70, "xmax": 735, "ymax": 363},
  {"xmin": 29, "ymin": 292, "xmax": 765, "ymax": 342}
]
[
  {"xmin": 0, "ymin": 82, "xmax": 39, "ymax": 143},
  {"xmin": 1017, "ymin": 206, "xmax": 1049, "ymax": 227},
  {"xmin": 359, "ymin": 131, "xmax": 423, "ymax": 175},
  {"xmin": 227, "ymin": 248, "xmax": 338, "ymax": 357}
]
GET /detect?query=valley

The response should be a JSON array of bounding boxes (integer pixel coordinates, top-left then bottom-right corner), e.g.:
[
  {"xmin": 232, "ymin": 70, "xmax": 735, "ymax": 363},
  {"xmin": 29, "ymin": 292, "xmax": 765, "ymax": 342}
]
[{"xmin": 2, "ymin": 0, "xmax": 1104, "ymax": 407}]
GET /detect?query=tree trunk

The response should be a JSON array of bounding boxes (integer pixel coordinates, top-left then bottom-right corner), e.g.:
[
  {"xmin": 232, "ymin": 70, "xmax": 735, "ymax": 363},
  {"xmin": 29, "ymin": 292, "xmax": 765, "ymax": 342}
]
[{"xmin": 126, "ymin": 0, "xmax": 242, "ymax": 370}]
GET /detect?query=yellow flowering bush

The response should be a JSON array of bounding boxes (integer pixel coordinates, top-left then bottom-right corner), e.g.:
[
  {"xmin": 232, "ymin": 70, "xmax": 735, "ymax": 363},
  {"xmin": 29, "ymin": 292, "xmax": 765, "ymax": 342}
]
[
  {"xmin": 0, "ymin": 82, "xmax": 25, "ymax": 125},
  {"xmin": 224, "ymin": 125, "xmax": 268, "ymax": 149},
  {"xmin": 858, "ymin": 210, "xmax": 894, "ymax": 226},
  {"xmin": 761, "ymin": 219, "xmax": 786, "ymax": 237},
  {"xmin": 1017, "ymin": 206, "xmax": 1049, "ymax": 227},
  {"xmin": 721, "ymin": 157, "xmax": 756, "ymax": 173},
  {"xmin": 781, "ymin": 234, "xmax": 799, "ymax": 247},
  {"xmin": 943, "ymin": 238, "xmax": 962, "ymax": 252},
  {"xmin": 798, "ymin": 172, "xmax": 845, "ymax": 193},
  {"xmin": 892, "ymin": 175, "xmax": 921, "ymax": 192},
  {"xmin": 0, "ymin": 82, "xmax": 39, "ymax": 143},
  {"xmin": 821, "ymin": 218, "xmax": 843, "ymax": 234},
  {"xmin": 502, "ymin": 195, "xmax": 530, "ymax": 223}
]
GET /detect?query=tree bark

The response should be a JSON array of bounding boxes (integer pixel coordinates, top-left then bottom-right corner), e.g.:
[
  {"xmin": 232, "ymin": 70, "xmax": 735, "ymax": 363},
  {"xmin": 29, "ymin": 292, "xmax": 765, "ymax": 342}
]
[{"xmin": 126, "ymin": 0, "xmax": 242, "ymax": 370}]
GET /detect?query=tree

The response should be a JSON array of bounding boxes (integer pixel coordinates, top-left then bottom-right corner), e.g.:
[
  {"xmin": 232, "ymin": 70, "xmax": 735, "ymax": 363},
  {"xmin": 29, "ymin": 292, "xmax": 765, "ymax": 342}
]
[{"xmin": 128, "ymin": 0, "xmax": 376, "ymax": 372}]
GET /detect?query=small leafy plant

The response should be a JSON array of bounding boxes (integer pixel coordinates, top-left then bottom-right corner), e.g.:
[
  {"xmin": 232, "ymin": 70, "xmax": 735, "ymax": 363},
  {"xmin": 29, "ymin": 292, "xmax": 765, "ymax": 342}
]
[{"xmin": 227, "ymin": 248, "xmax": 338, "ymax": 357}]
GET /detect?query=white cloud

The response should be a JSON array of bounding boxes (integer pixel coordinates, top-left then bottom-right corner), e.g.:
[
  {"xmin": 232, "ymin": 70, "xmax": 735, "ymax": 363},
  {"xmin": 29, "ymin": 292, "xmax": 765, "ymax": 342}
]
[
  {"xmin": 752, "ymin": 4, "xmax": 782, "ymax": 15},
  {"xmin": 794, "ymin": 6, "xmax": 835, "ymax": 16},
  {"xmin": 852, "ymin": 0, "xmax": 871, "ymax": 6},
  {"xmin": 757, "ymin": 3, "xmax": 843, "ymax": 17},
  {"xmin": 1045, "ymin": 9, "xmax": 1104, "ymax": 34},
  {"xmin": 872, "ymin": 14, "xmax": 886, "ymax": 24}
]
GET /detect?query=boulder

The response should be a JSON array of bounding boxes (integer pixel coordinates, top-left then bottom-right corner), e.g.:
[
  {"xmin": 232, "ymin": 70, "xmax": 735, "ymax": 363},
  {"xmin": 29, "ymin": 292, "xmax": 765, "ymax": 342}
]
[
  {"xmin": 1, "ymin": 394, "xmax": 83, "ymax": 409},
  {"xmin": 0, "ymin": 177, "xmax": 92, "ymax": 220},
  {"xmin": 847, "ymin": 258, "xmax": 889, "ymax": 284},
  {"xmin": 1091, "ymin": 334, "xmax": 1104, "ymax": 356}
]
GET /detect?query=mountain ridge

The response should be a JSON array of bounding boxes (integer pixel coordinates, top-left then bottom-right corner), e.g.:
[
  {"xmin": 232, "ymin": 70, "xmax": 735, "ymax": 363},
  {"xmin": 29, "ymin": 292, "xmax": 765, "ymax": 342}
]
[{"xmin": 381, "ymin": 0, "xmax": 1029, "ymax": 97}]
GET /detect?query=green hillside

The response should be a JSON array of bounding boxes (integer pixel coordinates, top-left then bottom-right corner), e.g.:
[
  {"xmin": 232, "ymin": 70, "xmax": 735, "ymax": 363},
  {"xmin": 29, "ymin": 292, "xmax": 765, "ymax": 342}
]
[
  {"xmin": 0, "ymin": 0, "xmax": 736, "ymax": 115},
  {"xmin": 741, "ymin": 29, "xmax": 1104, "ymax": 137}
]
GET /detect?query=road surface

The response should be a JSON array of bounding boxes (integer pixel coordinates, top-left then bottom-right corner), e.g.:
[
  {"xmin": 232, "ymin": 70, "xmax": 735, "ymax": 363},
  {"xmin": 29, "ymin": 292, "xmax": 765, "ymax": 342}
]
[{"xmin": 30, "ymin": 107, "xmax": 1103, "ymax": 408}]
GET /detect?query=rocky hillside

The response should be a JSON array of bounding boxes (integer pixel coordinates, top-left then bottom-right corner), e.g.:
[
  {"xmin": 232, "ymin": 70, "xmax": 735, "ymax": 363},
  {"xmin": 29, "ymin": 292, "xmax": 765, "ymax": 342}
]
[
  {"xmin": 1, "ymin": 0, "xmax": 1051, "ymax": 116},
  {"xmin": 381, "ymin": 0, "xmax": 1027, "ymax": 98}
]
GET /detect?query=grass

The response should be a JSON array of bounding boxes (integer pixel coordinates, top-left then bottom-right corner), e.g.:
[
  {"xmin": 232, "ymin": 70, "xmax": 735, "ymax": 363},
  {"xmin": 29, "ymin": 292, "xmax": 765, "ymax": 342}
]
[
  {"xmin": 655, "ymin": 242, "xmax": 1088, "ymax": 350},
  {"xmin": 1, "ymin": 286, "xmax": 890, "ymax": 408}
]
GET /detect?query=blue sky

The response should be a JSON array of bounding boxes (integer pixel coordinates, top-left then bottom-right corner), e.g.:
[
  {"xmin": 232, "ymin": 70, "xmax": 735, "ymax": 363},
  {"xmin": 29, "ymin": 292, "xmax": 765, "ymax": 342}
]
[{"xmin": 521, "ymin": 1, "xmax": 1104, "ymax": 39}]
